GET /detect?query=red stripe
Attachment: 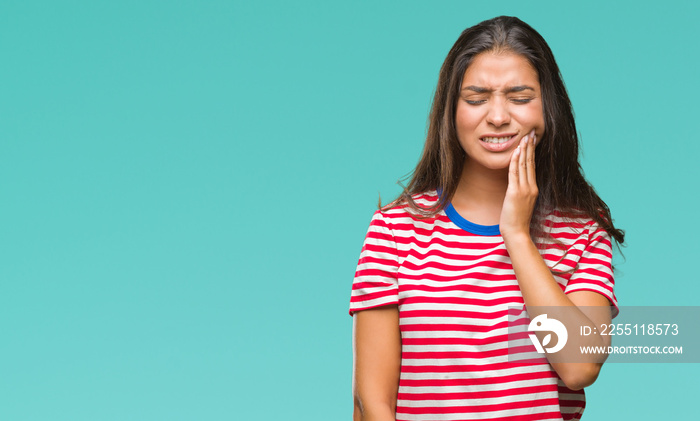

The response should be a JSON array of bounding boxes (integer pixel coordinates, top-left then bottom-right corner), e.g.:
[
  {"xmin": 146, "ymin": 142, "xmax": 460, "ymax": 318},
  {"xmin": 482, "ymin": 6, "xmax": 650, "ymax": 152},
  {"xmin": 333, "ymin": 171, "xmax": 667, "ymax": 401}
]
[
  {"xmin": 401, "ymin": 293, "xmax": 523, "ymax": 304},
  {"xmin": 402, "ymin": 333, "xmax": 525, "ymax": 347},
  {"xmin": 353, "ymin": 268, "xmax": 397, "ymax": 279},
  {"xmin": 398, "ymin": 384, "xmax": 557, "ymax": 401},
  {"xmin": 403, "ymin": 246, "xmax": 509, "ymax": 263},
  {"xmin": 400, "ymin": 258, "xmax": 517, "ymax": 273},
  {"xmin": 398, "ymin": 397, "xmax": 560, "ymax": 414},
  {"xmin": 395, "ymin": 272, "xmax": 518, "ymax": 282},
  {"xmin": 399, "ymin": 360, "xmax": 552, "ymax": 372},
  {"xmin": 392, "ymin": 235, "xmax": 505, "ymax": 250},
  {"xmin": 401, "ymin": 308, "xmax": 521, "ymax": 320},
  {"xmin": 352, "ymin": 280, "xmax": 395, "ymax": 290},
  {"xmin": 397, "ymin": 411, "xmax": 565, "ymax": 421},
  {"xmin": 400, "ymin": 321, "xmax": 512, "ymax": 333}
]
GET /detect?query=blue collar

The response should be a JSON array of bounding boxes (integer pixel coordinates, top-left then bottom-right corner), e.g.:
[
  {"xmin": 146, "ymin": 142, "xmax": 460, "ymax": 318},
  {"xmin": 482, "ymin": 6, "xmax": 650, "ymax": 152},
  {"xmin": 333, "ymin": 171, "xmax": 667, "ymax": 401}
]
[
  {"xmin": 444, "ymin": 203, "xmax": 501, "ymax": 236},
  {"xmin": 437, "ymin": 188, "xmax": 501, "ymax": 236}
]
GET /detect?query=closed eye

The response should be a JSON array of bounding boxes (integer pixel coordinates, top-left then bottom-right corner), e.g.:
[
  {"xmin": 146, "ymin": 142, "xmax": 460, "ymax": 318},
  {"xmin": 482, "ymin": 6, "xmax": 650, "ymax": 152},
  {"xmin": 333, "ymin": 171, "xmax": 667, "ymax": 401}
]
[{"xmin": 511, "ymin": 98, "xmax": 533, "ymax": 104}]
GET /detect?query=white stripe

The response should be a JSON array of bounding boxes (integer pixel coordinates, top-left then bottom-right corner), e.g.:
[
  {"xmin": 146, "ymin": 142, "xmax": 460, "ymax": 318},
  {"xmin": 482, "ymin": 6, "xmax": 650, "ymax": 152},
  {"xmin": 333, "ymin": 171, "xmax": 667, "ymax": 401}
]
[
  {"xmin": 402, "ymin": 342, "xmax": 511, "ymax": 353},
  {"xmin": 402, "ymin": 329, "xmax": 520, "ymax": 341},
  {"xmin": 350, "ymin": 296, "xmax": 397, "ymax": 310},
  {"xmin": 397, "ymin": 378, "xmax": 558, "ymax": 395},
  {"xmin": 565, "ymin": 283, "xmax": 614, "ymax": 300},
  {"xmin": 400, "ymin": 317, "xmax": 511, "ymax": 326},
  {"xmin": 398, "ymin": 390, "xmax": 559, "ymax": 408},
  {"xmin": 355, "ymin": 261, "xmax": 398, "ymax": 272},
  {"xmin": 351, "ymin": 285, "xmax": 395, "ymax": 295},
  {"xmin": 357, "ymin": 249, "xmax": 399, "ymax": 261},
  {"xmin": 399, "ymin": 363, "xmax": 553, "ymax": 380}
]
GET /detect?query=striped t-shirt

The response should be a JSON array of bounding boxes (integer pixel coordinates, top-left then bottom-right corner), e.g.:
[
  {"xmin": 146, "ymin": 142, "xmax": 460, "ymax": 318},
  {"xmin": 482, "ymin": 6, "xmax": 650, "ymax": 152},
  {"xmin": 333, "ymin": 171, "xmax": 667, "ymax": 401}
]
[{"xmin": 349, "ymin": 191, "xmax": 617, "ymax": 421}]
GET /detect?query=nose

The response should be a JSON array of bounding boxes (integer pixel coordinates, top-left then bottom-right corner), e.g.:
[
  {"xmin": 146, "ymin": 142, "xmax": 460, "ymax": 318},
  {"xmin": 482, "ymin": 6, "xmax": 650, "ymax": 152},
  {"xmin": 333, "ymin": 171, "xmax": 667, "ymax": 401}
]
[{"xmin": 486, "ymin": 98, "xmax": 511, "ymax": 127}]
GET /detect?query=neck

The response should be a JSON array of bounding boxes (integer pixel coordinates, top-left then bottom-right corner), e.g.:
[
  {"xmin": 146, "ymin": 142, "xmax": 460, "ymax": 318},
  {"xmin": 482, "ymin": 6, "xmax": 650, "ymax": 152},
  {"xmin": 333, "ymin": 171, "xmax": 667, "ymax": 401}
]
[{"xmin": 450, "ymin": 158, "xmax": 509, "ymax": 225}]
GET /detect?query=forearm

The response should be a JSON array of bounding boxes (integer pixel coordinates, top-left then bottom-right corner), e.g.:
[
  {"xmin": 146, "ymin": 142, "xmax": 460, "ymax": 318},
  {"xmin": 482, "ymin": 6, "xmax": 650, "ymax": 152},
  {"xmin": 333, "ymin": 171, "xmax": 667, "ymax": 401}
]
[
  {"xmin": 352, "ymin": 307, "xmax": 401, "ymax": 420},
  {"xmin": 353, "ymin": 401, "xmax": 396, "ymax": 421},
  {"xmin": 504, "ymin": 233, "xmax": 610, "ymax": 389}
]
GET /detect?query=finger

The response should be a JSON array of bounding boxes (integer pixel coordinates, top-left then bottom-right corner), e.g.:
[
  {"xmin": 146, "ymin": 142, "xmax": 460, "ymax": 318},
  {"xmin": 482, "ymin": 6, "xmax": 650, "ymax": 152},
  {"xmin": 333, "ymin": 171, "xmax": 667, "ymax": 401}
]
[
  {"xmin": 518, "ymin": 134, "xmax": 528, "ymax": 188},
  {"xmin": 527, "ymin": 133, "xmax": 537, "ymax": 186},
  {"xmin": 509, "ymin": 144, "xmax": 520, "ymax": 188}
]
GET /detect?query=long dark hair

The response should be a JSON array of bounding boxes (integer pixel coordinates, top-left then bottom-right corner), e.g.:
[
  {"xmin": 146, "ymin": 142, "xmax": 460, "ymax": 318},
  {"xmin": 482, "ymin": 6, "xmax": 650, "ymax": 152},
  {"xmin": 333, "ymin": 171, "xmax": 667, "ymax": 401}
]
[{"xmin": 386, "ymin": 16, "xmax": 624, "ymax": 246}]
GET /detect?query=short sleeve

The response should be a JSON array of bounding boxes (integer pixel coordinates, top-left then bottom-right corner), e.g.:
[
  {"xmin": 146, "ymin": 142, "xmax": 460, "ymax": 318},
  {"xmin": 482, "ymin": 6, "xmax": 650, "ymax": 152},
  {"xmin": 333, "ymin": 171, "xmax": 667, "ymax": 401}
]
[
  {"xmin": 565, "ymin": 222, "xmax": 619, "ymax": 318},
  {"xmin": 349, "ymin": 210, "xmax": 400, "ymax": 315}
]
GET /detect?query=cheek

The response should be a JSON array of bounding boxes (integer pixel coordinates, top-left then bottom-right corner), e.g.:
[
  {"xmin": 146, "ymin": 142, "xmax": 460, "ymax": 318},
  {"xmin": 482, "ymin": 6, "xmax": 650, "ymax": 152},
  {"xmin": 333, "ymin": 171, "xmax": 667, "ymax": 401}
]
[
  {"xmin": 455, "ymin": 108, "xmax": 483, "ymax": 134},
  {"xmin": 513, "ymin": 105, "xmax": 545, "ymax": 132}
]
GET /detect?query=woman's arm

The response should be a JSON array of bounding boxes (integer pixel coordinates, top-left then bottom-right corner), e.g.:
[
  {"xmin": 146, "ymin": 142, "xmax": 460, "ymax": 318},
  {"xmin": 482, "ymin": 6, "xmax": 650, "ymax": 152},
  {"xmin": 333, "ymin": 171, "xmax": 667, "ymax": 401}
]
[
  {"xmin": 500, "ymin": 132, "xmax": 612, "ymax": 390},
  {"xmin": 502, "ymin": 233, "xmax": 611, "ymax": 389},
  {"xmin": 352, "ymin": 305, "xmax": 401, "ymax": 421}
]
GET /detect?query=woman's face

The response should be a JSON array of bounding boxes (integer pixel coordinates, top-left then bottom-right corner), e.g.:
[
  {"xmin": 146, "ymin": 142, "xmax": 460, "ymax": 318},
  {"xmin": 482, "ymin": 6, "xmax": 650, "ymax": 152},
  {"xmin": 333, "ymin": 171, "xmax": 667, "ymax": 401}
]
[{"xmin": 455, "ymin": 51, "xmax": 545, "ymax": 171}]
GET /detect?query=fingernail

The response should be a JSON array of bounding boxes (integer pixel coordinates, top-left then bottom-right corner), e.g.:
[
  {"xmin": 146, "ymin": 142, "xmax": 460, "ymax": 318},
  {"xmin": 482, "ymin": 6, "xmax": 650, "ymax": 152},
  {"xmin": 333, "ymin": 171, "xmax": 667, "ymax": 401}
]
[{"xmin": 530, "ymin": 129, "xmax": 535, "ymax": 137}]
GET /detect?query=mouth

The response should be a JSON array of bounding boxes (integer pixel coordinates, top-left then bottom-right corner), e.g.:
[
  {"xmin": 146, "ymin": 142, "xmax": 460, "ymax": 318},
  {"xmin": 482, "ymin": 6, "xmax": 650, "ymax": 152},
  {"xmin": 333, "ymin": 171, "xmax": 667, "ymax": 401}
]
[{"xmin": 479, "ymin": 133, "xmax": 518, "ymax": 152}]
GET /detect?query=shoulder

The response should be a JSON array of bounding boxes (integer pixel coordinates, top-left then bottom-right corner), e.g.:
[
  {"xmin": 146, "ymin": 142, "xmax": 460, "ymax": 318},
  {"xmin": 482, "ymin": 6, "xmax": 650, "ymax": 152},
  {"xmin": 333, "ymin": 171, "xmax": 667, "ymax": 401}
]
[
  {"xmin": 365, "ymin": 190, "xmax": 443, "ymax": 238},
  {"xmin": 538, "ymin": 209, "xmax": 613, "ymax": 264},
  {"xmin": 377, "ymin": 190, "xmax": 441, "ymax": 222},
  {"xmin": 540, "ymin": 209, "xmax": 608, "ymax": 238},
  {"xmin": 381, "ymin": 190, "xmax": 439, "ymax": 211}
]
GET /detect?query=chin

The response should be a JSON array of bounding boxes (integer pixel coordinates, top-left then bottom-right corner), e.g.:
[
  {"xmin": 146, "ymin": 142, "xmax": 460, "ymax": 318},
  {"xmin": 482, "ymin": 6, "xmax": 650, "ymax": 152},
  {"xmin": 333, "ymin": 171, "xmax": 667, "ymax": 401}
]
[
  {"xmin": 482, "ymin": 159, "xmax": 511, "ymax": 171},
  {"xmin": 464, "ymin": 152, "xmax": 513, "ymax": 171}
]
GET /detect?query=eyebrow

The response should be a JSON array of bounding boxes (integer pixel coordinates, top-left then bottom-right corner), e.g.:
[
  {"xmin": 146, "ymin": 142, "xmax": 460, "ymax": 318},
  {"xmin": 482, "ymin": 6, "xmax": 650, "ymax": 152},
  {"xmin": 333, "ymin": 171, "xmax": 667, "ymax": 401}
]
[{"xmin": 462, "ymin": 85, "xmax": 535, "ymax": 93}]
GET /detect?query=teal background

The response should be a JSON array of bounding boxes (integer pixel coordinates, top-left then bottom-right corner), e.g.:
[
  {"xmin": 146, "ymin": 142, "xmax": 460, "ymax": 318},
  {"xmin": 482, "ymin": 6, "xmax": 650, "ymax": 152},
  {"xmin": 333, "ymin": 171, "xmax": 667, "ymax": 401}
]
[{"xmin": 1, "ymin": 0, "xmax": 698, "ymax": 419}]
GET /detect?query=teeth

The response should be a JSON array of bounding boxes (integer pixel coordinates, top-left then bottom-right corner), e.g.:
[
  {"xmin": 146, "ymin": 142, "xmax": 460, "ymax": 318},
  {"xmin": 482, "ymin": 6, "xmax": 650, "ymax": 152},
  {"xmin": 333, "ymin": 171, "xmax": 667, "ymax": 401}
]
[{"xmin": 482, "ymin": 136, "xmax": 512, "ymax": 144}]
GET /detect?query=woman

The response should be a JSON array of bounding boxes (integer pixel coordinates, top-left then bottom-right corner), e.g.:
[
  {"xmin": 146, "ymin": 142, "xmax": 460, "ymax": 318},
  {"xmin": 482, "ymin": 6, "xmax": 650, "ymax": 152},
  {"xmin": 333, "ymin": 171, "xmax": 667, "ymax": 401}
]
[{"xmin": 349, "ymin": 16, "xmax": 624, "ymax": 421}]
